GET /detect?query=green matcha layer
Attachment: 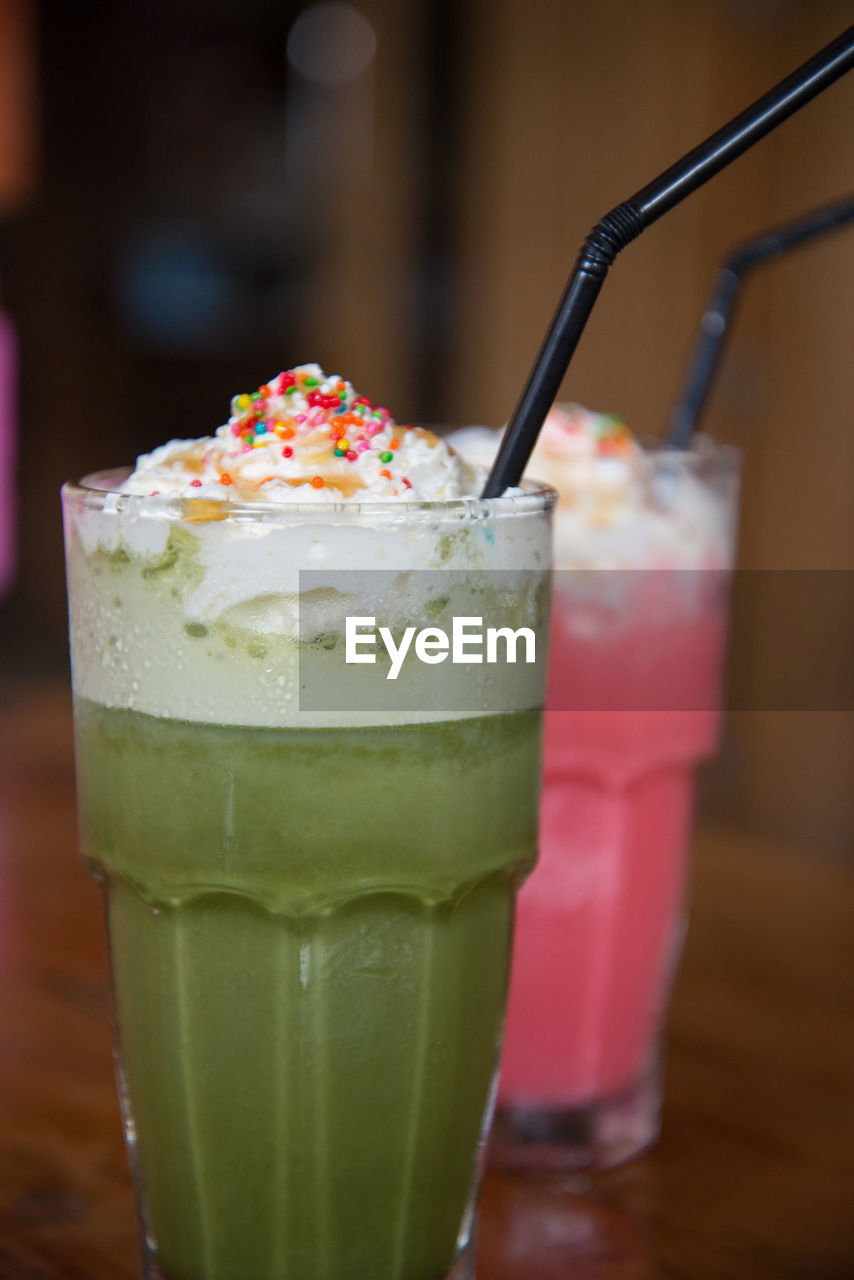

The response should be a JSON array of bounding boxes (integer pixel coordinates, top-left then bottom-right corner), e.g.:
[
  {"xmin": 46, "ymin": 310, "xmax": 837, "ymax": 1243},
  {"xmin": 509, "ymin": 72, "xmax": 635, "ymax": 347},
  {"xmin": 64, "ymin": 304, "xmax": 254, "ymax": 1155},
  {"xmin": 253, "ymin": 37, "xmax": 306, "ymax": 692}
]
[{"xmin": 75, "ymin": 701, "xmax": 541, "ymax": 1280}]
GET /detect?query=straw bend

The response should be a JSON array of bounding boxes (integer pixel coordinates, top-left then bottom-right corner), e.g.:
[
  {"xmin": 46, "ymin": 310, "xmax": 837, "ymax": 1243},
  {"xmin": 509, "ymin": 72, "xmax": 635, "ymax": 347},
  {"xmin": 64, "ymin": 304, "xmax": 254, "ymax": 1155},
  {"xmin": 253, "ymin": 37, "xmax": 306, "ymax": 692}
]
[
  {"xmin": 480, "ymin": 203, "xmax": 647, "ymax": 498},
  {"xmin": 577, "ymin": 202, "xmax": 646, "ymax": 276},
  {"xmin": 668, "ymin": 192, "xmax": 854, "ymax": 447}
]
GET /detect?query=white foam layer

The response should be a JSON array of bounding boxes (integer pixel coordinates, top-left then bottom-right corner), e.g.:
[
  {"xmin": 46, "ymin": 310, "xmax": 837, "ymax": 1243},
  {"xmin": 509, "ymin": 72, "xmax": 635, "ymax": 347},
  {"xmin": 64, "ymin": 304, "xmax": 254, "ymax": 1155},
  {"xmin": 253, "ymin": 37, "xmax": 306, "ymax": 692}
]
[{"xmin": 64, "ymin": 491, "xmax": 553, "ymax": 728}]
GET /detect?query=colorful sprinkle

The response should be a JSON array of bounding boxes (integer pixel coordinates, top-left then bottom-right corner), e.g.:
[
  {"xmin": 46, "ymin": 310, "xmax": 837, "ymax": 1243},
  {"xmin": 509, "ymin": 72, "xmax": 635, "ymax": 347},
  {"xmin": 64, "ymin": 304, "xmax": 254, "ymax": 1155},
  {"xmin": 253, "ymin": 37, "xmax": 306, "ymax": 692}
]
[
  {"xmin": 211, "ymin": 366, "xmax": 446, "ymax": 498},
  {"xmin": 597, "ymin": 437, "xmax": 630, "ymax": 456},
  {"xmin": 402, "ymin": 476, "xmax": 412, "ymax": 489},
  {"xmin": 190, "ymin": 478, "xmax": 203, "ymax": 487}
]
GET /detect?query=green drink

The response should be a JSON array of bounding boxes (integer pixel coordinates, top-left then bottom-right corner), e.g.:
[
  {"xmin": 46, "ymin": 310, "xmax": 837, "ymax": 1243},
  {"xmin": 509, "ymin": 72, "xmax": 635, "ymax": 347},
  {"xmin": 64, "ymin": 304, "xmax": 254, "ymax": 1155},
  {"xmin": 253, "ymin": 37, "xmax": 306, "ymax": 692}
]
[
  {"xmin": 75, "ymin": 704, "xmax": 540, "ymax": 1280},
  {"xmin": 62, "ymin": 364, "xmax": 553, "ymax": 1280}
]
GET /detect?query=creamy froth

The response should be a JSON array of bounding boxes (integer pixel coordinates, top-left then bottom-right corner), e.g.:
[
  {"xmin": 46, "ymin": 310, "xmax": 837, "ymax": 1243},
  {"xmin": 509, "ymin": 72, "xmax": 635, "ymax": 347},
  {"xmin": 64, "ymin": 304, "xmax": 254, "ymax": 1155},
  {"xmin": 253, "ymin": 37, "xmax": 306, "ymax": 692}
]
[
  {"xmin": 448, "ymin": 407, "xmax": 736, "ymax": 570},
  {"xmin": 123, "ymin": 364, "xmax": 485, "ymax": 504}
]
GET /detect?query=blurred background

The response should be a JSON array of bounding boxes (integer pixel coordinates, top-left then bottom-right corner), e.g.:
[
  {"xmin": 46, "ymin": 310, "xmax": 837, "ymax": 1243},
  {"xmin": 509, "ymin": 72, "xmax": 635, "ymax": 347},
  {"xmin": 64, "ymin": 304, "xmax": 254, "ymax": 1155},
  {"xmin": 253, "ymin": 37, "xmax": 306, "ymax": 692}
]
[{"xmin": 0, "ymin": 0, "xmax": 852, "ymax": 856}]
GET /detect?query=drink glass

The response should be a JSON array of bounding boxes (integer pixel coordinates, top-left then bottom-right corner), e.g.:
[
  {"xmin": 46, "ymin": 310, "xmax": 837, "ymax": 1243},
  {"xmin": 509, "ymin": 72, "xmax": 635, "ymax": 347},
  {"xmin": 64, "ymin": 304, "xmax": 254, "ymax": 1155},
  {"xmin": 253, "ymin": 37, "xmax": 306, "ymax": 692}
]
[
  {"xmin": 62, "ymin": 472, "xmax": 554, "ymax": 1280},
  {"xmin": 492, "ymin": 440, "xmax": 740, "ymax": 1168}
]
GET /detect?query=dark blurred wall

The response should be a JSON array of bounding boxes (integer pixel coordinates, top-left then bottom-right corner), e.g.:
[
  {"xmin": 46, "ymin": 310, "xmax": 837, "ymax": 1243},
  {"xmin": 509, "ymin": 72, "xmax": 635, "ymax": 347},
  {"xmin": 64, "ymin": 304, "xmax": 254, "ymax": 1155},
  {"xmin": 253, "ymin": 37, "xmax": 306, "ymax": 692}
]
[{"xmin": 2, "ymin": 0, "xmax": 443, "ymax": 665}]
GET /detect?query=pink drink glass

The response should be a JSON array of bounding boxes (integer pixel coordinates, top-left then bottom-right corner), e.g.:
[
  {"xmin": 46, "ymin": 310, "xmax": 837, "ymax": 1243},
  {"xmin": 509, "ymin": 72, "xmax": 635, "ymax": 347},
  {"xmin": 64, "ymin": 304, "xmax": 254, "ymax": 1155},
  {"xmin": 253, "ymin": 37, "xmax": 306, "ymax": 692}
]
[{"xmin": 492, "ymin": 440, "xmax": 740, "ymax": 1168}]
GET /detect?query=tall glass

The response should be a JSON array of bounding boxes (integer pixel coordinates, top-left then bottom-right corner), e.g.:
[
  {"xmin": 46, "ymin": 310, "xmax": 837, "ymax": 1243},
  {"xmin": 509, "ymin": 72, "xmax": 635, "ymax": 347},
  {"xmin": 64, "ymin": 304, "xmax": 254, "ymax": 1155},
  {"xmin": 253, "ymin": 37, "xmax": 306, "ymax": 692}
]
[
  {"xmin": 492, "ymin": 440, "xmax": 740, "ymax": 1168},
  {"xmin": 62, "ymin": 473, "xmax": 554, "ymax": 1280}
]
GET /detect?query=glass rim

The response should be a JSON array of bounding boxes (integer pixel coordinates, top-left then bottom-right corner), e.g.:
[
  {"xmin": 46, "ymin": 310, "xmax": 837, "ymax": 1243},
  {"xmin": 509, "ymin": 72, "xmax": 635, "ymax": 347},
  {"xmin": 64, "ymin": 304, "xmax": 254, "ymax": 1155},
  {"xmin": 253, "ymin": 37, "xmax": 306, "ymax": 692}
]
[
  {"xmin": 636, "ymin": 432, "xmax": 741, "ymax": 470},
  {"xmin": 62, "ymin": 467, "xmax": 558, "ymax": 523}
]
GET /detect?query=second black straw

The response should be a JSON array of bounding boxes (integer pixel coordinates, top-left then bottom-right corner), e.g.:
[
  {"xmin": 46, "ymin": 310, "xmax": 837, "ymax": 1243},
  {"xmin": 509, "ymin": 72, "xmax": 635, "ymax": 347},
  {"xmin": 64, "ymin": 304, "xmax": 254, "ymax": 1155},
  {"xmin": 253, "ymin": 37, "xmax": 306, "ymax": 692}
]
[{"xmin": 483, "ymin": 25, "xmax": 854, "ymax": 497}]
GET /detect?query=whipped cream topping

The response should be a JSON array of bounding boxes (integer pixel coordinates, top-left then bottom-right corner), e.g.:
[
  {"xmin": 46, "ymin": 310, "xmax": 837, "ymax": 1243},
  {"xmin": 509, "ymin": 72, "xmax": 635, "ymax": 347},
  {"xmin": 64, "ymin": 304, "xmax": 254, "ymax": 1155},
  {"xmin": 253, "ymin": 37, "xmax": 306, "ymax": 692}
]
[
  {"xmin": 122, "ymin": 364, "xmax": 485, "ymax": 504},
  {"xmin": 448, "ymin": 407, "xmax": 737, "ymax": 570},
  {"xmin": 449, "ymin": 405, "xmax": 640, "ymax": 505}
]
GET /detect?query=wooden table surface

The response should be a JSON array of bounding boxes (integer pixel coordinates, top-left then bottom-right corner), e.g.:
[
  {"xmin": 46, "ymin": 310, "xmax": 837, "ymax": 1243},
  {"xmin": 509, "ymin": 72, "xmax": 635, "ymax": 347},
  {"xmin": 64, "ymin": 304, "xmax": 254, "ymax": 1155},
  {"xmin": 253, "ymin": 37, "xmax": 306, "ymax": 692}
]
[{"xmin": 1, "ymin": 681, "xmax": 853, "ymax": 1279}]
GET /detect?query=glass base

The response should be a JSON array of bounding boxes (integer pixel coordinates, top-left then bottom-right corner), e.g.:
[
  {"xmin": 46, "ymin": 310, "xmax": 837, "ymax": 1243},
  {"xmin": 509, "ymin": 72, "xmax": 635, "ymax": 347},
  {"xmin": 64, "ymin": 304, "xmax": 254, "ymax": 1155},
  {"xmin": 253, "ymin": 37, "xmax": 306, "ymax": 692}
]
[
  {"xmin": 489, "ymin": 1072, "xmax": 660, "ymax": 1171},
  {"xmin": 142, "ymin": 1229, "xmax": 476, "ymax": 1280}
]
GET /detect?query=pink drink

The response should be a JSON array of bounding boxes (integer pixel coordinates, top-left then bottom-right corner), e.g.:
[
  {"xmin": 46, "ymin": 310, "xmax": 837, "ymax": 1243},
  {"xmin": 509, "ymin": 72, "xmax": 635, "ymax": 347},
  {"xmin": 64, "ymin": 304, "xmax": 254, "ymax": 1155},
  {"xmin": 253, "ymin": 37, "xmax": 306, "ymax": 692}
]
[
  {"xmin": 497, "ymin": 438, "xmax": 738, "ymax": 1167},
  {"xmin": 450, "ymin": 418, "xmax": 739, "ymax": 1167},
  {"xmin": 496, "ymin": 570, "xmax": 731, "ymax": 1165}
]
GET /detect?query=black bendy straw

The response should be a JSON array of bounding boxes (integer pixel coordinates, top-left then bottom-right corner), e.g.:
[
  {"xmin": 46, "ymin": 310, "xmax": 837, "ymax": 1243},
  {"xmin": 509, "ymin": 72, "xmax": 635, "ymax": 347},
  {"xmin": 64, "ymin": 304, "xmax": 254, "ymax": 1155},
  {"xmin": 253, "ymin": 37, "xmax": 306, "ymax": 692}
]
[
  {"xmin": 667, "ymin": 193, "xmax": 854, "ymax": 448},
  {"xmin": 483, "ymin": 25, "xmax": 854, "ymax": 497}
]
